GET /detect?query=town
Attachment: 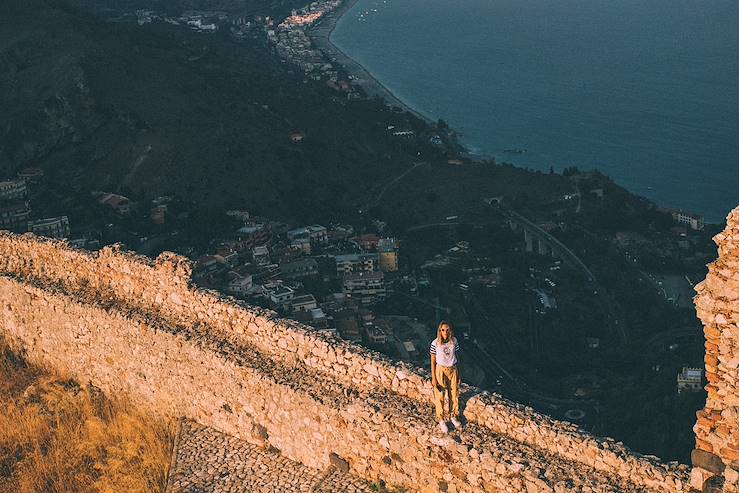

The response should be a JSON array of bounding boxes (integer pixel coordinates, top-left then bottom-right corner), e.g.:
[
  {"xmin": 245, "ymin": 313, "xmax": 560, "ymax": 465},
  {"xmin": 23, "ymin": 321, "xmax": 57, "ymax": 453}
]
[
  {"xmin": 0, "ymin": 165, "xmax": 714, "ymax": 449},
  {"xmin": 122, "ymin": 0, "xmax": 374, "ymax": 101}
]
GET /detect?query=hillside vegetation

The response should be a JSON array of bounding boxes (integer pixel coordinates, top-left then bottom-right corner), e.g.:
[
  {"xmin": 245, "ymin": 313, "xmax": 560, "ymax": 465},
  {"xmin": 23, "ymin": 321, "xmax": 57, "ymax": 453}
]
[
  {"xmin": 1, "ymin": 0, "xmax": 425, "ymax": 222},
  {"xmin": 0, "ymin": 0, "xmax": 584, "ymax": 226},
  {"xmin": 0, "ymin": 336, "xmax": 174, "ymax": 493}
]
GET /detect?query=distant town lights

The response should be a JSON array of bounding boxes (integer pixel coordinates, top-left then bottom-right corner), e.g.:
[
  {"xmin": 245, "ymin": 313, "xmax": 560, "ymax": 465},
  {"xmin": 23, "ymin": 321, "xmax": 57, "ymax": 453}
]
[{"xmin": 282, "ymin": 12, "xmax": 325, "ymax": 27}]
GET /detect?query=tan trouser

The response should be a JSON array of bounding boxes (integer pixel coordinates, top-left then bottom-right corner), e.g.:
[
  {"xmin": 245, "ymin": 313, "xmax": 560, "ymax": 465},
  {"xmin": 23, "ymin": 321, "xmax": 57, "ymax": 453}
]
[{"xmin": 433, "ymin": 365, "xmax": 459, "ymax": 421}]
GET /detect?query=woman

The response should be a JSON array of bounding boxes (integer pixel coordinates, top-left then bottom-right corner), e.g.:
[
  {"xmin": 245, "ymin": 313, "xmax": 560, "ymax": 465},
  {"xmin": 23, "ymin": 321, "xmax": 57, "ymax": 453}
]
[{"xmin": 430, "ymin": 321, "xmax": 462, "ymax": 433}]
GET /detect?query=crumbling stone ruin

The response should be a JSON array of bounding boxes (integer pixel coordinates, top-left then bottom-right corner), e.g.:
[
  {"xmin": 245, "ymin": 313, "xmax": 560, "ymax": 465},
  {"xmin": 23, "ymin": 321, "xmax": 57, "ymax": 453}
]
[
  {"xmin": 692, "ymin": 208, "xmax": 739, "ymax": 492},
  {"xmin": 3, "ymin": 207, "xmax": 738, "ymax": 491}
]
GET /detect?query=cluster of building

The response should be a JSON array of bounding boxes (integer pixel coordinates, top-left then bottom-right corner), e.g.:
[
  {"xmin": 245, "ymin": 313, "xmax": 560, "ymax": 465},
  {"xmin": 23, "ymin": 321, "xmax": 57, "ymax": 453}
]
[
  {"xmin": 267, "ymin": 0, "xmax": 360, "ymax": 97},
  {"xmin": 129, "ymin": 1, "xmax": 363, "ymax": 97},
  {"xmin": 0, "ymin": 178, "xmax": 418, "ymax": 362},
  {"xmin": 269, "ymin": 2, "xmax": 340, "ymax": 81},
  {"xmin": 0, "ymin": 176, "xmax": 32, "ymax": 232},
  {"xmin": 189, "ymin": 212, "xmax": 415, "ymax": 353},
  {"xmin": 0, "ymin": 169, "xmax": 76, "ymax": 241},
  {"xmin": 0, "ymin": 168, "xmax": 168, "ymax": 252},
  {"xmin": 95, "ymin": 191, "xmax": 174, "ymax": 229},
  {"xmin": 134, "ymin": 9, "xmax": 224, "ymax": 31}
]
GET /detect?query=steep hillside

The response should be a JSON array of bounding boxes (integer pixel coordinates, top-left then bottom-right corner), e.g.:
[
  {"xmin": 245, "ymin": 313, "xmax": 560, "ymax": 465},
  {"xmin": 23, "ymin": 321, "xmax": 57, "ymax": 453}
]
[
  {"xmin": 0, "ymin": 335, "xmax": 173, "ymax": 493},
  {"xmin": 0, "ymin": 0, "xmax": 422, "ymax": 221},
  {"xmin": 0, "ymin": 0, "xmax": 669, "ymax": 228}
]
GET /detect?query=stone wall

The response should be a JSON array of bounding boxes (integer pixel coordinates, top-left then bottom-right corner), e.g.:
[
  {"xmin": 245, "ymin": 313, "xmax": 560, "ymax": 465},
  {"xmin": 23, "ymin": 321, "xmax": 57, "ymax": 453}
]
[
  {"xmin": 0, "ymin": 232, "xmax": 690, "ymax": 492},
  {"xmin": 693, "ymin": 207, "xmax": 739, "ymax": 492}
]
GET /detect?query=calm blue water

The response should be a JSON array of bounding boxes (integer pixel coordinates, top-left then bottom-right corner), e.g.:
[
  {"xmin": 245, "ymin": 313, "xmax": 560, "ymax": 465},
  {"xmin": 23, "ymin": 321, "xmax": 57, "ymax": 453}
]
[{"xmin": 331, "ymin": 0, "xmax": 739, "ymax": 222}]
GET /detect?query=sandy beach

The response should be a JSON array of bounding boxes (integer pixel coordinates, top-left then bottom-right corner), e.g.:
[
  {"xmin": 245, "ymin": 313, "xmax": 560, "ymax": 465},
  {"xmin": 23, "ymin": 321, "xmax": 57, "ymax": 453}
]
[{"xmin": 308, "ymin": 0, "xmax": 432, "ymax": 124}]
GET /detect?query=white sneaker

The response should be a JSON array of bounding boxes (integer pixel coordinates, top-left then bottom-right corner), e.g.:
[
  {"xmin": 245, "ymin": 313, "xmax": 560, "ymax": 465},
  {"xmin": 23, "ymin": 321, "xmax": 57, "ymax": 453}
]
[
  {"xmin": 438, "ymin": 421, "xmax": 449, "ymax": 434},
  {"xmin": 451, "ymin": 417, "xmax": 462, "ymax": 429}
]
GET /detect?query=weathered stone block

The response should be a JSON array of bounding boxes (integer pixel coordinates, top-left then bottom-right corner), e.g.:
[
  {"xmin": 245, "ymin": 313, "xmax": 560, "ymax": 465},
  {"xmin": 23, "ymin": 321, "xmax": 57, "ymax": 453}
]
[
  {"xmin": 703, "ymin": 474, "xmax": 725, "ymax": 493},
  {"xmin": 693, "ymin": 449, "xmax": 726, "ymax": 474},
  {"xmin": 329, "ymin": 452, "xmax": 350, "ymax": 473}
]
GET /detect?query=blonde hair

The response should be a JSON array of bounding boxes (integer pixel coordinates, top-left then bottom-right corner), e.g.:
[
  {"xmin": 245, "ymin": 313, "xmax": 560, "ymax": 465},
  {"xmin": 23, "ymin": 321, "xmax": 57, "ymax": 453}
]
[{"xmin": 436, "ymin": 320, "xmax": 454, "ymax": 344}]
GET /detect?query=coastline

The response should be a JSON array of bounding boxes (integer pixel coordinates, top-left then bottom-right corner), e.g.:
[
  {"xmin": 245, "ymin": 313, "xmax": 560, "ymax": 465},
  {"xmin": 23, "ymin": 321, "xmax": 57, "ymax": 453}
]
[
  {"xmin": 306, "ymin": 0, "xmax": 729, "ymax": 223},
  {"xmin": 308, "ymin": 0, "xmax": 434, "ymax": 125}
]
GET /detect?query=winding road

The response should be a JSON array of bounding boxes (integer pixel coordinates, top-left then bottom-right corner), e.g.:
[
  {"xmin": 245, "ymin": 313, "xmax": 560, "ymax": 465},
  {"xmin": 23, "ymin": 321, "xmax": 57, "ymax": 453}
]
[{"xmin": 501, "ymin": 208, "xmax": 597, "ymax": 283}]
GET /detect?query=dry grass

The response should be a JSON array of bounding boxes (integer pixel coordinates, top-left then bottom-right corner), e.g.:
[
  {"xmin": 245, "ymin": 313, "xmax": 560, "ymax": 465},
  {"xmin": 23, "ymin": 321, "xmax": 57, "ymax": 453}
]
[{"xmin": 0, "ymin": 336, "xmax": 175, "ymax": 493}]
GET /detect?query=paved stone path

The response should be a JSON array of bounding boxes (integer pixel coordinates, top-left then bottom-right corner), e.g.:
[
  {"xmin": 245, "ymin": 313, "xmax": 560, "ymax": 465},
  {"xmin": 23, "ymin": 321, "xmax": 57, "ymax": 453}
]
[{"xmin": 166, "ymin": 420, "xmax": 377, "ymax": 493}]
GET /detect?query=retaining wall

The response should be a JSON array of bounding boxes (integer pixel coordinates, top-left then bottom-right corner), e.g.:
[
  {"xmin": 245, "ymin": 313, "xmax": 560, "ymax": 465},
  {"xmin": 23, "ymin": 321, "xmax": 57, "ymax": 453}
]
[
  {"xmin": 0, "ymin": 232, "xmax": 691, "ymax": 492},
  {"xmin": 692, "ymin": 207, "xmax": 739, "ymax": 492}
]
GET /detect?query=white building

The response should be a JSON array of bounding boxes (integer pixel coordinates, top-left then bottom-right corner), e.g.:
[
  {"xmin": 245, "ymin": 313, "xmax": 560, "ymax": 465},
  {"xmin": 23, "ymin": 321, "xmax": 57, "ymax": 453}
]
[
  {"xmin": 290, "ymin": 294, "xmax": 317, "ymax": 312},
  {"xmin": 671, "ymin": 210, "xmax": 705, "ymax": 231},
  {"xmin": 226, "ymin": 275, "xmax": 253, "ymax": 295},
  {"xmin": 268, "ymin": 285, "xmax": 295, "ymax": 308},
  {"xmin": 342, "ymin": 271, "xmax": 385, "ymax": 305},
  {"xmin": 677, "ymin": 367, "xmax": 704, "ymax": 393}
]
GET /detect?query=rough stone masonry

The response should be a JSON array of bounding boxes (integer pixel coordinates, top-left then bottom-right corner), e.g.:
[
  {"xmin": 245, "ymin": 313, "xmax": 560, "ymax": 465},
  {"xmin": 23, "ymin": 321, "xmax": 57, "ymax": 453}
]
[
  {"xmin": 692, "ymin": 207, "xmax": 739, "ymax": 492},
  {"xmin": 4, "ymin": 212, "xmax": 730, "ymax": 492}
]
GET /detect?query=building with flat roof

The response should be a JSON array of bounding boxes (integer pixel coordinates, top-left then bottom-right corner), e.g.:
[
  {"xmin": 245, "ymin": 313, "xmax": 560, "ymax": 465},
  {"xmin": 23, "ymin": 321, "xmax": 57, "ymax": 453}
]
[
  {"xmin": 0, "ymin": 201, "xmax": 31, "ymax": 231},
  {"xmin": 677, "ymin": 367, "xmax": 704, "ymax": 393},
  {"xmin": 194, "ymin": 256, "xmax": 220, "ymax": 279},
  {"xmin": 287, "ymin": 225, "xmax": 328, "ymax": 246},
  {"xmin": 378, "ymin": 237, "xmax": 399, "ymax": 272},
  {"xmin": 335, "ymin": 253, "xmax": 378, "ymax": 275},
  {"xmin": 364, "ymin": 325, "xmax": 387, "ymax": 344},
  {"xmin": 290, "ymin": 294, "xmax": 317, "ymax": 312},
  {"xmin": 0, "ymin": 179, "xmax": 27, "ymax": 201},
  {"xmin": 252, "ymin": 245, "xmax": 271, "ymax": 266},
  {"xmin": 674, "ymin": 211, "xmax": 704, "ymax": 231},
  {"xmin": 28, "ymin": 216, "xmax": 70, "ymax": 239},
  {"xmin": 280, "ymin": 258, "xmax": 318, "ymax": 279},
  {"xmin": 357, "ymin": 233, "xmax": 379, "ymax": 251},
  {"xmin": 235, "ymin": 223, "xmax": 272, "ymax": 250},
  {"xmin": 342, "ymin": 271, "xmax": 385, "ymax": 305},
  {"xmin": 226, "ymin": 275, "xmax": 253, "ymax": 295},
  {"xmin": 17, "ymin": 167, "xmax": 44, "ymax": 183},
  {"xmin": 665, "ymin": 209, "xmax": 705, "ymax": 231},
  {"xmin": 268, "ymin": 285, "xmax": 295, "ymax": 308}
]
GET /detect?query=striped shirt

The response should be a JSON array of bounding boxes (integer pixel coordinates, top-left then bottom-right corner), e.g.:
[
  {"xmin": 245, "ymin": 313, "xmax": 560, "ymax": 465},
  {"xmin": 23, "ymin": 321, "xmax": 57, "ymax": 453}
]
[{"xmin": 430, "ymin": 337, "xmax": 459, "ymax": 367}]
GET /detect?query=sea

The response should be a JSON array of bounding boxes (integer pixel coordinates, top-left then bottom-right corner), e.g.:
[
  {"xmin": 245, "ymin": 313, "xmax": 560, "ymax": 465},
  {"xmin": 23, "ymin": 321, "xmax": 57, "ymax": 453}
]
[{"xmin": 330, "ymin": 0, "xmax": 739, "ymax": 223}]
